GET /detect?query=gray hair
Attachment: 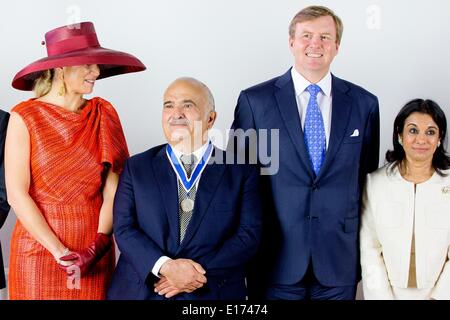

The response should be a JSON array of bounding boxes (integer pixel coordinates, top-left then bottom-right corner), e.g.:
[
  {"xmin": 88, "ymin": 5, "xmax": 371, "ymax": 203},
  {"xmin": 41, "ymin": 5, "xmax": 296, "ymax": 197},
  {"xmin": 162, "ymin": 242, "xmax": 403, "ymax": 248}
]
[{"xmin": 175, "ymin": 77, "xmax": 215, "ymax": 112}]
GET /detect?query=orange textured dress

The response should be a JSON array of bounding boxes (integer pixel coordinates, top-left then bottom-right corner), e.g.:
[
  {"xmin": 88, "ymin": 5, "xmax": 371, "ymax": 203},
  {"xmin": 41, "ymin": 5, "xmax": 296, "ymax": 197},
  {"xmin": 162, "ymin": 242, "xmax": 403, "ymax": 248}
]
[{"xmin": 8, "ymin": 97, "xmax": 129, "ymax": 300}]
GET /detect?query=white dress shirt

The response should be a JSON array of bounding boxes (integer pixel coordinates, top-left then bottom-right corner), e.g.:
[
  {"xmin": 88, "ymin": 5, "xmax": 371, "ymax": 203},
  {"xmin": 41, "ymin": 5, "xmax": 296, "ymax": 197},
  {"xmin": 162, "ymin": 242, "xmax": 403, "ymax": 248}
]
[
  {"xmin": 291, "ymin": 67, "xmax": 332, "ymax": 148},
  {"xmin": 152, "ymin": 142, "xmax": 211, "ymax": 277}
]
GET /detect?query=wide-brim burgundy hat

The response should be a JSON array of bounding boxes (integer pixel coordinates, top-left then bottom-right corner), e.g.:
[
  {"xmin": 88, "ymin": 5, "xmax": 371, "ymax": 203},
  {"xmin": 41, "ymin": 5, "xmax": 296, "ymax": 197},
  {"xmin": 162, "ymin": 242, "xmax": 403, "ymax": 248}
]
[{"xmin": 12, "ymin": 21, "xmax": 146, "ymax": 91}]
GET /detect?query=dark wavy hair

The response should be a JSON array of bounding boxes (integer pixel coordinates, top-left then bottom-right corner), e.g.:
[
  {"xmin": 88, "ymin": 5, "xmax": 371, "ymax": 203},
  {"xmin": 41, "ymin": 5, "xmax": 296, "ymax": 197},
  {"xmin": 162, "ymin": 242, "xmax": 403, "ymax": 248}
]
[{"xmin": 386, "ymin": 99, "xmax": 450, "ymax": 176}]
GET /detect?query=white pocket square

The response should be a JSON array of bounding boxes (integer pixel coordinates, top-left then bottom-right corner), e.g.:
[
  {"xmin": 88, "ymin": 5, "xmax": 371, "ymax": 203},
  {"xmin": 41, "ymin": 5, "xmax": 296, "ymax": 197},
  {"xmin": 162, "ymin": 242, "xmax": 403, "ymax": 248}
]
[{"xmin": 350, "ymin": 129, "xmax": 359, "ymax": 137}]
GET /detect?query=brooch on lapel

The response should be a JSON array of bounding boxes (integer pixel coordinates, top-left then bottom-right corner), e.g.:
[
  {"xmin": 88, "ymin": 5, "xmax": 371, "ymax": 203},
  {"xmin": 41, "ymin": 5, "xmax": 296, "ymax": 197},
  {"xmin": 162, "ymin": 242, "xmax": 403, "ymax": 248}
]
[{"xmin": 442, "ymin": 186, "xmax": 450, "ymax": 194}]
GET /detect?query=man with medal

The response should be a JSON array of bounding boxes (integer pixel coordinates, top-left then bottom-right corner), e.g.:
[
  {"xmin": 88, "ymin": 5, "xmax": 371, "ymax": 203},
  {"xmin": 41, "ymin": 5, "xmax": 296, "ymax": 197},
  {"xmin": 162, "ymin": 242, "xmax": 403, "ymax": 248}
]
[{"xmin": 108, "ymin": 77, "xmax": 262, "ymax": 300}]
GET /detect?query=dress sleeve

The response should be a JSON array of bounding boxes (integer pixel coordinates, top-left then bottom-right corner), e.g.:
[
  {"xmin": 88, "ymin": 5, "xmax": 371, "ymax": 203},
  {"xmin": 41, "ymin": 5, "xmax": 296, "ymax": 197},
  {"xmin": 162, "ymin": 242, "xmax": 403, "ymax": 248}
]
[
  {"xmin": 430, "ymin": 244, "xmax": 450, "ymax": 299},
  {"xmin": 98, "ymin": 101, "xmax": 130, "ymax": 175},
  {"xmin": 360, "ymin": 173, "xmax": 395, "ymax": 300}
]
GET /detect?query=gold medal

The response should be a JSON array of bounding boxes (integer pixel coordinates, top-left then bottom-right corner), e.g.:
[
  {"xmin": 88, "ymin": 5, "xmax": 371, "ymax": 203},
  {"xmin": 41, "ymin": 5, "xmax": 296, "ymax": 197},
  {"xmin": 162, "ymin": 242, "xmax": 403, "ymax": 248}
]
[{"xmin": 181, "ymin": 198, "xmax": 195, "ymax": 212}]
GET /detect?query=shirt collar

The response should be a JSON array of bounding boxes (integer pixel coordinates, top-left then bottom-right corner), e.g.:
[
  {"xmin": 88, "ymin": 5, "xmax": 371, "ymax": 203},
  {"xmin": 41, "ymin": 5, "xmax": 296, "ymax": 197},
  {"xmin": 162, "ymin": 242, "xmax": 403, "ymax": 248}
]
[
  {"xmin": 171, "ymin": 141, "xmax": 211, "ymax": 164},
  {"xmin": 291, "ymin": 67, "xmax": 332, "ymax": 97}
]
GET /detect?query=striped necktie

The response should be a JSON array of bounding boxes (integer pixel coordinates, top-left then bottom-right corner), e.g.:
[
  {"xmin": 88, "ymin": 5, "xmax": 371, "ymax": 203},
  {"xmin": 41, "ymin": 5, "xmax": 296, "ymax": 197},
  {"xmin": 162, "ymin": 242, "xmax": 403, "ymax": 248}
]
[{"xmin": 178, "ymin": 154, "xmax": 197, "ymax": 243}]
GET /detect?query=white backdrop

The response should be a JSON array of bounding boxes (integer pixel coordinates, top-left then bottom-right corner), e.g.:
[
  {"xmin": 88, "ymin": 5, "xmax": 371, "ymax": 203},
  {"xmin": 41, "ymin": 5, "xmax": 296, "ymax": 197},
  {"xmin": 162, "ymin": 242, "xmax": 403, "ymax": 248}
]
[{"xmin": 1, "ymin": 0, "xmax": 450, "ymax": 299}]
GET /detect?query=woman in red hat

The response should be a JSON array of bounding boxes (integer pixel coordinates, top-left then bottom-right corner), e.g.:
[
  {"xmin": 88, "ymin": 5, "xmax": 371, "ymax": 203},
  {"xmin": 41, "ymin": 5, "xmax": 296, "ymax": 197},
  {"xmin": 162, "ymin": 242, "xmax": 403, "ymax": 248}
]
[{"xmin": 5, "ymin": 22, "xmax": 146, "ymax": 300}]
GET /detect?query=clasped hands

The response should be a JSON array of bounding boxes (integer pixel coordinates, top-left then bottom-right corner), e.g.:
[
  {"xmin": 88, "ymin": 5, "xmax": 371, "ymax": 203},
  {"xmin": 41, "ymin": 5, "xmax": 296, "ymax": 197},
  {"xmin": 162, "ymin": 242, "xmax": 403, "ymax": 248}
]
[
  {"xmin": 154, "ymin": 258, "xmax": 207, "ymax": 298},
  {"xmin": 56, "ymin": 233, "xmax": 112, "ymax": 277}
]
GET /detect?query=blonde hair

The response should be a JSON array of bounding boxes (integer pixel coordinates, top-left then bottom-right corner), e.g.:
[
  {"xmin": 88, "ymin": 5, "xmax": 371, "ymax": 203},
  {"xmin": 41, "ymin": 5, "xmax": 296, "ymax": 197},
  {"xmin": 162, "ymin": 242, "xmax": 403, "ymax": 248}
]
[
  {"xmin": 289, "ymin": 6, "xmax": 343, "ymax": 44},
  {"xmin": 33, "ymin": 70, "xmax": 54, "ymax": 98}
]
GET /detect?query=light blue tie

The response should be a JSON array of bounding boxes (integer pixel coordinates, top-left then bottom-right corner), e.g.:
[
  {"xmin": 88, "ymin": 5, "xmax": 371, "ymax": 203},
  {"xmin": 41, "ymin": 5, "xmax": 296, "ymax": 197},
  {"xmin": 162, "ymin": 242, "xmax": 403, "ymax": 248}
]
[{"xmin": 304, "ymin": 84, "xmax": 326, "ymax": 176}]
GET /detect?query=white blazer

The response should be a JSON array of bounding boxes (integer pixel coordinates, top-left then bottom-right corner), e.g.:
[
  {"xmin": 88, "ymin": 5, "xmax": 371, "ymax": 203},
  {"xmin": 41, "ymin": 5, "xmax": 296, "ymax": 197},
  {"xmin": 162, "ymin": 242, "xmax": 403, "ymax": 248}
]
[{"xmin": 360, "ymin": 165, "xmax": 450, "ymax": 300}]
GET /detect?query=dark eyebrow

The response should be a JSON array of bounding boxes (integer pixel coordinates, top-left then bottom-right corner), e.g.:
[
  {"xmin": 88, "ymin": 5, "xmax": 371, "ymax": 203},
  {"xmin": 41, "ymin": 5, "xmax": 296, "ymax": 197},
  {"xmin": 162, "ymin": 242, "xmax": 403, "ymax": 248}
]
[
  {"xmin": 406, "ymin": 123, "xmax": 438, "ymax": 130},
  {"xmin": 163, "ymin": 99, "xmax": 197, "ymax": 107},
  {"xmin": 182, "ymin": 99, "xmax": 197, "ymax": 106}
]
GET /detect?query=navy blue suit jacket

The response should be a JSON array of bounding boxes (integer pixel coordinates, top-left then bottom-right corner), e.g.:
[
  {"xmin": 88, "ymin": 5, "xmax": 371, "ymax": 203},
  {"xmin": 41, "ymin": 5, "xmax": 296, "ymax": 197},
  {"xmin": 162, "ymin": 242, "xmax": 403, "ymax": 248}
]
[
  {"xmin": 0, "ymin": 110, "xmax": 10, "ymax": 290},
  {"xmin": 107, "ymin": 145, "xmax": 262, "ymax": 300},
  {"xmin": 230, "ymin": 69, "xmax": 380, "ymax": 294}
]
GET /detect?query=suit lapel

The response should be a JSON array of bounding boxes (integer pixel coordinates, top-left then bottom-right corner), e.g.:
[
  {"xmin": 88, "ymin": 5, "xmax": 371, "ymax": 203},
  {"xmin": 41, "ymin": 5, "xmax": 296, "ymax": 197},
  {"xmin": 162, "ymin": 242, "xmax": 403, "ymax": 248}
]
[
  {"xmin": 152, "ymin": 146, "xmax": 180, "ymax": 250},
  {"xmin": 317, "ymin": 75, "xmax": 353, "ymax": 180},
  {"xmin": 176, "ymin": 147, "xmax": 227, "ymax": 253},
  {"xmin": 275, "ymin": 69, "xmax": 314, "ymax": 179}
]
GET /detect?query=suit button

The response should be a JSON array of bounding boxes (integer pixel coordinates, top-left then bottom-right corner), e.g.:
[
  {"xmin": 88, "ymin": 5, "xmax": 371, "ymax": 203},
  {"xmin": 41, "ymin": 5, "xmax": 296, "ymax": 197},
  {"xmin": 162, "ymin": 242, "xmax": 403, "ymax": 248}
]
[
  {"xmin": 306, "ymin": 215, "xmax": 311, "ymax": 220},
  {"xmin": 312, "ymin": 184, "xmax": 318, "ymax": 190}
]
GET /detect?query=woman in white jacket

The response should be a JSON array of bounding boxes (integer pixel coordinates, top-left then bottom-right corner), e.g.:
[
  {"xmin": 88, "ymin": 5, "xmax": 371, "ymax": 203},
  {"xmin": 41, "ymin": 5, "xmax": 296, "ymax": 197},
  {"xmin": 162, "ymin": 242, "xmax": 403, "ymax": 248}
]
[{"xmin": 360, "ymin": 99, "xmax": 450, "ymax": 300}]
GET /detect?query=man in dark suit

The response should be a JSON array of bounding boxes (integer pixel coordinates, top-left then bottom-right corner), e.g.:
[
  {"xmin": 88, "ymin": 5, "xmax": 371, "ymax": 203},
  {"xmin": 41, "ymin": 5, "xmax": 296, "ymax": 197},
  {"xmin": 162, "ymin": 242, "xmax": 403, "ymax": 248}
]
[
  {"xmin": 108, "ymin": 77, "xmax": 262, "ymax": 300},
  {"xmin": 230, "ymin": 6, "xmax": 380, "ymax": 300},
  {"xmin": 0, "ymin": 110, "xmax": 10, "ymax": 291}
]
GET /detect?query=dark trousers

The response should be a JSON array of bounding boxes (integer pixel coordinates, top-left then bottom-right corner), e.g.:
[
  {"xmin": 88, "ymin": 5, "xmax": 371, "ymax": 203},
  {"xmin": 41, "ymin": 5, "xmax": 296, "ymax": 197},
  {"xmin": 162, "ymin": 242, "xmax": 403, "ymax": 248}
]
[
  {"xmin": 265, "ymin": 264, "xmax": 356, "ymax": 300},
  {"xmin": 0, "ymin": 243, "xmax": 5, "ymax": 290}
]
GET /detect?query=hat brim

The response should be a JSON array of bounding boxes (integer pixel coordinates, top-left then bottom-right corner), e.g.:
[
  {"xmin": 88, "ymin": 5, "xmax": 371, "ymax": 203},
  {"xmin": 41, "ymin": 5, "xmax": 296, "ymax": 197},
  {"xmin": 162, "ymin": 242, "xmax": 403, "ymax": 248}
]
[{"xmin": 12, "ymin": 47, "xmax": 146, "ymax": 91}]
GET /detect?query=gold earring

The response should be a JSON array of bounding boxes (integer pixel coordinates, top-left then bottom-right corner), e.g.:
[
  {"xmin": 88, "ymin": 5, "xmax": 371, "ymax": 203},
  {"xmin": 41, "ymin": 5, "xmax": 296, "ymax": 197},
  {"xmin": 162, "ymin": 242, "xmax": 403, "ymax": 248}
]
[
  {"xmin": 58, "ymin": 83, "xmax": 66, "ymax": 96},
  {"xmin": 57, "ymin": 68, "xmax": 65, "ymax": 96}
]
